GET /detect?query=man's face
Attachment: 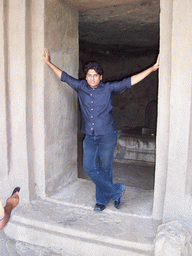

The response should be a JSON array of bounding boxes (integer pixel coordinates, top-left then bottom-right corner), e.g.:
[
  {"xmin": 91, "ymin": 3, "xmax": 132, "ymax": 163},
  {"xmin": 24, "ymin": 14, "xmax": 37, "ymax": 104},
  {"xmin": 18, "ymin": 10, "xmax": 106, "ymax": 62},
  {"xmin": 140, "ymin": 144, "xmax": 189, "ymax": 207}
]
[{"xmin": 86, "ymin": 69, "xmax": 102, "ymax": 89}]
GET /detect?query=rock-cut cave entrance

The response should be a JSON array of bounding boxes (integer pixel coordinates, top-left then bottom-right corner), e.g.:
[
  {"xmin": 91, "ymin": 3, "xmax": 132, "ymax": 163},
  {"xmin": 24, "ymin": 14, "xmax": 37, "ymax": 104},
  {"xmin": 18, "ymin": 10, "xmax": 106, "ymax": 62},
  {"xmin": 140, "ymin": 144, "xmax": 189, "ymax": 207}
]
[{"xmin": 76, "ymin": 1, "xmax": 160, "ymax": 192}]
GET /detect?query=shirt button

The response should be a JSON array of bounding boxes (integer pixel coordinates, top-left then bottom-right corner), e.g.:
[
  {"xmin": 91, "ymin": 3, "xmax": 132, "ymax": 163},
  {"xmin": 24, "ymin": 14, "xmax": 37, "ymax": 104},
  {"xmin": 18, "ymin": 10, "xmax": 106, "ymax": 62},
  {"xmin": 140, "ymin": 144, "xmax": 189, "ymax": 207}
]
[
  {"xmin": 90, "ymin": 94, "xmax": 92, "ymax": 96},
  {"xmin": 91, "ymin": 108, "xmax": 93, "ymax": 111},
  {"xmin": 92, "ymin": 123, "xmax": 94, "ymax": 125},
  {"xmin": 91, "ymin": 101, "xmax": 93, "ymax": 103},
  {"xmin": 91, "ymin": 128, "xmax": 93, "ymax": 130},
  {"xmin": 91, "ymin": 116, "xmax": 93, "ymax": 118}
]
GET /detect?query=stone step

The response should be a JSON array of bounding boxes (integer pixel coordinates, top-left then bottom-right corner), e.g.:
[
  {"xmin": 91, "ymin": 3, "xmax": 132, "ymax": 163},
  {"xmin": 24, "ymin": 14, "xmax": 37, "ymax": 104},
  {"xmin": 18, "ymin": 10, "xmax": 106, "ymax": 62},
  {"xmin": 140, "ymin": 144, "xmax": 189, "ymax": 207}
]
[{"xmin": 5, "ymin": 179, "xmax": 161, "ymax": 256}]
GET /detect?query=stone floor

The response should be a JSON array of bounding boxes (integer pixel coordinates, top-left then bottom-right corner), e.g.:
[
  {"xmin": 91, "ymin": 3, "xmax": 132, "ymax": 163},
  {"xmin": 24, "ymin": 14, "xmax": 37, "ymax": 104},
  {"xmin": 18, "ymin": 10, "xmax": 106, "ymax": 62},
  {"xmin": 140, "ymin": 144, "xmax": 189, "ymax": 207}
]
[
  {"xmin": 79, "ymin": 161, "xmax": 155, "ymax": 191},
  {"xmin": 2, "ymin": 139, "xmax": 157, "ymax": 255},
  {"xmin": 4, "ymin": 180, "xmax": 159, "ymax": 256},
  {"xmin": 3, "ymin": 160, "xmax": 157, "ymax": 256}
]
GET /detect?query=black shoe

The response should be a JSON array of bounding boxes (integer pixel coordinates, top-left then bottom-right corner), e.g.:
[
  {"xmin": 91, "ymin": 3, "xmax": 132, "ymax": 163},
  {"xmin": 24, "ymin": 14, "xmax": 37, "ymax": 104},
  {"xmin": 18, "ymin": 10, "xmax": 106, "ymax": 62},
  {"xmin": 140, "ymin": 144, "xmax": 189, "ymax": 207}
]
[
  {"xmin": 114, "ymin": 186, "xmax": 125, "ymax": 209},
  {"xmin": 94, "ymin": 203, "xmax": 106, "ymax": 211},
  {"xmin": 114, "ymin": 196, "xmax": 123, "ymax": 209}
]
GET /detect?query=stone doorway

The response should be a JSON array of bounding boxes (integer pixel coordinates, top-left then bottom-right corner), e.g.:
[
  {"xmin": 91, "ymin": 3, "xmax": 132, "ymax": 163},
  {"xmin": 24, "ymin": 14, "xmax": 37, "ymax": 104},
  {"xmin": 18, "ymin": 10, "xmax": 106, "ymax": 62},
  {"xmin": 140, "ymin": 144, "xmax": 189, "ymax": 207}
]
[{"xmin": 76, "ymin": 1, "xmax": 160, "ymax": 192}]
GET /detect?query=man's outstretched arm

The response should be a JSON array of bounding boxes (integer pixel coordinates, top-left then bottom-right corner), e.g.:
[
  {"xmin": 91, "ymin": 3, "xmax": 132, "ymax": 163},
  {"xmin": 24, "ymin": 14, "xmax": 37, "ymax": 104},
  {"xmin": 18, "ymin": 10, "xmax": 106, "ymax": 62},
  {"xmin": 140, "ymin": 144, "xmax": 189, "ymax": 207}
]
[
  {"xmin": 42, "ymin": 48, "xmax": 62, "ymax": 79},
  {"xmin": 131, "ymin": 55, "xmax": 160, "ymax": 86}
]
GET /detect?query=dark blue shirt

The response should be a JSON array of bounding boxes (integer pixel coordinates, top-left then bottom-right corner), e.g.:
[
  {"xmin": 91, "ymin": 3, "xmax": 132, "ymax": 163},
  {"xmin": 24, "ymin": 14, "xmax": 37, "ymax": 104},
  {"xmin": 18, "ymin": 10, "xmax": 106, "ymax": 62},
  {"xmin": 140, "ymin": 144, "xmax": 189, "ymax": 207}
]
[{"xmin": 61, "ymin": 71, "xmax": 132, "ymax": 136}]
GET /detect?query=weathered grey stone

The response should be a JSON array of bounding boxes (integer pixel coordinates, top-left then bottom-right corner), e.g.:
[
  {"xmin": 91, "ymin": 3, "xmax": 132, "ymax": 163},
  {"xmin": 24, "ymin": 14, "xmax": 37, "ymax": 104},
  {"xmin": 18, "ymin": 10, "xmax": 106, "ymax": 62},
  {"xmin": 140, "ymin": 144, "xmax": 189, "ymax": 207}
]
[
  {"xmin": 154, "ymin": 221, "xmax": 191, "ymax": 256},
  {"xmin": 114, "ymin": 129, "xmax": 156, "ymax": 166}
]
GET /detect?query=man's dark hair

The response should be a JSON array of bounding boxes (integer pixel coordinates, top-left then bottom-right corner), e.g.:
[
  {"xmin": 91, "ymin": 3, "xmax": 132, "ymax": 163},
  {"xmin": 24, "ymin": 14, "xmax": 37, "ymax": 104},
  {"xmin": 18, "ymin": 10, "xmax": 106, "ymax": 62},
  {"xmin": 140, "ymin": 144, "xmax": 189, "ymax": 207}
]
[{"xmin": 83, "ymin": 61, "xmax": 104, "ymax": 76}]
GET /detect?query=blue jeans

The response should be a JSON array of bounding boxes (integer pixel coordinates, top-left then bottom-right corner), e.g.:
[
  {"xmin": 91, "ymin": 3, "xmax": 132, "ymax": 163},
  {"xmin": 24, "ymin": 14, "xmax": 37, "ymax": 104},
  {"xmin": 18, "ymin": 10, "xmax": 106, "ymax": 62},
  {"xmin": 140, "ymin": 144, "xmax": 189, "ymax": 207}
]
[{"xmin": 83, "ymin": 131, "xmax": 125, "ymax": 206}]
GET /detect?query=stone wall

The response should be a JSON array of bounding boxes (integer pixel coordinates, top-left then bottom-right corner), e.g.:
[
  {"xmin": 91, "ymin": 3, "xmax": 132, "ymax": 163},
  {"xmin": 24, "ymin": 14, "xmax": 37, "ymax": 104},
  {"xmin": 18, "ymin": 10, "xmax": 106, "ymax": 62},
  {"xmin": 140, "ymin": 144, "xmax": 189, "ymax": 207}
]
[
  {"xmin": 0, "ymin": 0, "xmax": 79, "ymax": 203},
  {"xmin": 153, "ymin": 0, "xmax": 192, "ymax": 228},
  {"xmin": 44, "ymin": 0, "xmax": 79, "ymax": 195},
  {"xmin": 0, "ymin": 0, "xmax": 30, "ymax": 203}
]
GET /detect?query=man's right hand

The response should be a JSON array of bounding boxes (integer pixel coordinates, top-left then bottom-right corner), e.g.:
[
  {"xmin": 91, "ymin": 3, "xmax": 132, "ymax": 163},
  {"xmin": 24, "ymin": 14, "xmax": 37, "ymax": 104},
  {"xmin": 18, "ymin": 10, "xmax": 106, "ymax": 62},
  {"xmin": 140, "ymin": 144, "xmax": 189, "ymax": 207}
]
[
  {"xmin": 42, "ymin": 48, "xmax": 51, "ymax": 64},
  {"xmin": 42, "ymin": 48, "xmax": 62, "ymax": 78}
]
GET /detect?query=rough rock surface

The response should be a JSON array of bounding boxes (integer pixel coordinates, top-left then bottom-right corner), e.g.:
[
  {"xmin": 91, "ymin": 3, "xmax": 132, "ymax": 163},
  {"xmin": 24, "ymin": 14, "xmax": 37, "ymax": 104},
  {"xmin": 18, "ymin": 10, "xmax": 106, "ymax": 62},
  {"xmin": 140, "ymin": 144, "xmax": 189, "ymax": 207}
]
[
  {"xmin": 65, "ymin": 0, "xmax": 160, "ymax": 50},
  {"xmin": 154, "ymin": 220, "xmax": 192, "ymax": 256}
]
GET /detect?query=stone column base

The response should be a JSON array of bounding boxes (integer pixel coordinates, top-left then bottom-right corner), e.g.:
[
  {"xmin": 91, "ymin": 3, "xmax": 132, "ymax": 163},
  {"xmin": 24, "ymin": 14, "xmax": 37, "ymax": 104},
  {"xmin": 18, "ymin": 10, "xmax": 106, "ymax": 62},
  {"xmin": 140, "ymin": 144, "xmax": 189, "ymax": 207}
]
[{"xmin": 154, "ymin": 220, "xmax": 191, "ymax": 256}]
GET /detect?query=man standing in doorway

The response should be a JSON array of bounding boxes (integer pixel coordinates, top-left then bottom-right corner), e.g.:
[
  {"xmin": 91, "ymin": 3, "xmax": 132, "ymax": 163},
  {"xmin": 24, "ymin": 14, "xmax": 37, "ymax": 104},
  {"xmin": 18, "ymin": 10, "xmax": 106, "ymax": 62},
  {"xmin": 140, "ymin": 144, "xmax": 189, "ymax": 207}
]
[{"xmin": 43, "ymin": 49, "xmax": 159, "ymax": 211}]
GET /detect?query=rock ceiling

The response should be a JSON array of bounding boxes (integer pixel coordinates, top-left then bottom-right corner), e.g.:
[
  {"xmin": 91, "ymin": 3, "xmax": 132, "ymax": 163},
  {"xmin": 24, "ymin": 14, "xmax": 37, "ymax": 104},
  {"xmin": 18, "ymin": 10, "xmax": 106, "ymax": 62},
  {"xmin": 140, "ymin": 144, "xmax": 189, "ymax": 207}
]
[{"xmin": 64, "ymin": 0, "xmax": 160, "ymax": 51}]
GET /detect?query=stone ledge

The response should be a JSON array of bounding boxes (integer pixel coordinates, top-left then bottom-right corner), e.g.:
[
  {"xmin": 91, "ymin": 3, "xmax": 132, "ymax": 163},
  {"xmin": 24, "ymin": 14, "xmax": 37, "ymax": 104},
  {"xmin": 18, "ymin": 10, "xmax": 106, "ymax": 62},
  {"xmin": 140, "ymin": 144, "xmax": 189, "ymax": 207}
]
[
  {"xmin": 114, "ymin": 134, "xmax": 156, "ymax": 166},
  {"xmin": 4, "ymin": 179, "xmax": 161, "ymax": 256},
  {"xmin": 5, "ymin": 201, "xmax": 159, "ymax": 256}
]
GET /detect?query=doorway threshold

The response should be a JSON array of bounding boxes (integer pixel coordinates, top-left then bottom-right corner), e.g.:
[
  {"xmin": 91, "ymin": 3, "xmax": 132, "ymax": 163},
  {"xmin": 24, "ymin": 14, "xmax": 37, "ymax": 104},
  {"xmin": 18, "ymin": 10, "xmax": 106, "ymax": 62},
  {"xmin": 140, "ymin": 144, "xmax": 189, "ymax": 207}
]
[
  {"xmin": 5, "ymin": 179, "xmax": 161, "ymax": 255},
  {"xmin": 50, "ymin": 178, "xmax": 154, "ymax": 217}
]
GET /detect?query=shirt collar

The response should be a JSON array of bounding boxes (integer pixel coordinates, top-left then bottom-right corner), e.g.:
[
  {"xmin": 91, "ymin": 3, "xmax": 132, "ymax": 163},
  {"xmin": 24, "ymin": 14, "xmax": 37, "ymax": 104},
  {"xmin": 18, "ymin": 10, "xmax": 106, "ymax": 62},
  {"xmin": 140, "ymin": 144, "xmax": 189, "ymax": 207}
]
[{"xmin": 99, "ymin": 81, "xmax": 104, "ymax": 88}]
